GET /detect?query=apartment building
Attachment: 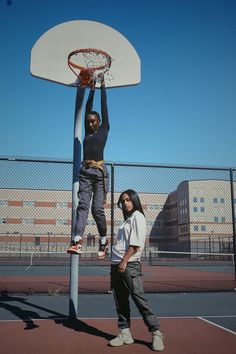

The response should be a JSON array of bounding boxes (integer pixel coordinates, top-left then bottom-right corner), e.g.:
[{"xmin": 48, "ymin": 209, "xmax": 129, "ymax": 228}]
[
  {"xmin": 0, "ymin": 179, "xmax": 235, "ymax": 253},
  {"xmin": 150, "ymin": 180, "xmax": 235, "ymax": 252}
]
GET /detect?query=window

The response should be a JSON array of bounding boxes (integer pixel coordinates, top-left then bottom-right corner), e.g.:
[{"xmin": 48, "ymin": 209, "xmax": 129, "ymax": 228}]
[
  {"xmin": 0, "ymin": 200, "xmax": 7, "ymax": 206},
  {"xmin": 35, "ymin": 236, "xmax": 41, "ymax": 246},
  {"xmin": 22, "ymin": 219, "xmax": 34, "ymax": 224},
  {"xmin": 193, "ymin": 207, "xmax": 198, "ymax": 212},
  {"xmin": 56, "ymin": 219, "xmax": 68, "ymax": 225},
  {"xmin": 213, "ymin": 198, "xmax": 218, "ymax": 203},
  {"xmin": 221, "ymin": 217, "xmax": 226, "ymax": 222},
  {"xmin": 193, "ymin": 225, "xmax": 199, "ymax": 231},
  {"xmin": 23, "ymin": 201, "xmax": 34, "ymax": 207},
  {"xmin": 0, "ymin": 218, "xmax": 7, "ymax": 224},
  {"xmin": 201, "ymin": 225, "xmax": 206, "ymax": 231},
  {"xmin": 149, "ymin": 204, "xmax": 159, "ymax": 210},
  {"xmin": 153, "ymin": 204, "xmax": 159, "ymax": 209},
  {"xmin": 220, "ymin": 198, "xmax": 225, "ymax": 204},
  {"xmin": 200, "ymin": 207, "xmax": 205, "ymax": 212},
  {"xmin": 193, "ymin": 197, "xmax": 197, "ymax": 203},
  {"xmin": 214, "ymin": 216, "xmax": 219, "ymax": 222},
  {"xmin": 56, "ymin": 202, "xmax": 68, "ymax": 208},
  {"xmin": 200, "ymin": 197, "xmax": 205, "ymax": 203}
]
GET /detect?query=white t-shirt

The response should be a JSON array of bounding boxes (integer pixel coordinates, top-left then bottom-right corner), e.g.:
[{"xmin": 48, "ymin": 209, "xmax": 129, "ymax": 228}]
[{"xmin": 111, "ymin": 210, "xmax": 146, "ymax": 263}]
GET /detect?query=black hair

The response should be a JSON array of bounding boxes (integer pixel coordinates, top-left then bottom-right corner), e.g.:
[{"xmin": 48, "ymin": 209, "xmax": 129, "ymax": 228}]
[
  {"xmin": 88, "ymin": 111, "xmax": 101, "ymax": 121},
  {"xmin": 117, "ymin": 189, "xmax": 145, "ymax": 220}
]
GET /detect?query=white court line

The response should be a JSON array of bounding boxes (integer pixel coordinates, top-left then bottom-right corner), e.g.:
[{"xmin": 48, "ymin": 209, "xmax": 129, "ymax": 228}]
[
  {"xmin": 0, "ymin": 316, "xmax": 67, "ymax": 324},
  {"xmin": 198, "ymin": 316, "xmax": 236, "ymax": 335},
  {"xmin": 201, "ymin": 315, "xmax": 236, "ymax": 318}
]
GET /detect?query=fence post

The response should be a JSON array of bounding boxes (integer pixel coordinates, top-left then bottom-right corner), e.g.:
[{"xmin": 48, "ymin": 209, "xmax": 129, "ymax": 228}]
[
  {"xmin": 229, "ymin": 169, "xmax": 236, "ymax": 280},
  {"xmin": 69, "ymin": 87, "xmax": 85, "ymax": 318},
  {"xmin": 110, "ymin": 164, "xmax": 115, "ymax": 250},
  {"xmin": 109, "ymin": 164, "xmax": 115, "ymax": 291},
  {"xmin": 19, "ymin": 233, "xmax": 22, "ymax": 258}
]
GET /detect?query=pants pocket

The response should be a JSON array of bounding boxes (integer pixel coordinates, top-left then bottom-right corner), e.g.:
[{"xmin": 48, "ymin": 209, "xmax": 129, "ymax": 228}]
[{"xmin": 132, "ymin": 275, "xmax": 144, "ymax": 294}]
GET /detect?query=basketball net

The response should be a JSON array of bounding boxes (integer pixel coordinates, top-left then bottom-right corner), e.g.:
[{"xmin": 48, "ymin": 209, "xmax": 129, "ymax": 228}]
[{"xmin": 68, "ymin": 48, "xmax": 112, "ymax": 87}]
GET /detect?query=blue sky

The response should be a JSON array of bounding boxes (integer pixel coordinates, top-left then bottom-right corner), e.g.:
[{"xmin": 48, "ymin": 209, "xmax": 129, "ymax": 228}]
[{"xmin": 0, "ymin": 0, "xmax": 235, "ymax": 168}]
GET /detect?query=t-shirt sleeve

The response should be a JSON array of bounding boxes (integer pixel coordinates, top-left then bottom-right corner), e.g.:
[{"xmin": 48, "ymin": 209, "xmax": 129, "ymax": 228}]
[{"xmin": 129, "ymin": 213, "xmax": 146, "ymax": 247}]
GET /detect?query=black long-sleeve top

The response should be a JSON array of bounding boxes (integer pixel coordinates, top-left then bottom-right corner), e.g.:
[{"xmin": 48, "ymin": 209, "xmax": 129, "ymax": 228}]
[{"xmin": 83, "ymin": 86, "xmax": 109, "ymax": 161}]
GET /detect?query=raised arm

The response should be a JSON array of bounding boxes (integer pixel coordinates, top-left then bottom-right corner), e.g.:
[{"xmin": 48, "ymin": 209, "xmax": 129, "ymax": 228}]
[
  {"xmin": 101, "ymin": 82, "xmax": 109, "ymax": 131},
  {"xmin": 85, "ymin": 88, "xmax": 95, "ymax": 120}
]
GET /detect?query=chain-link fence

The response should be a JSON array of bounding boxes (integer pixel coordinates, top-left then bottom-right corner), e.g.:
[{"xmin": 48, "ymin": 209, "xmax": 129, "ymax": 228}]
[{"xmin": 0, "ymin": 156, "xmax": 235, "ymax": 294}]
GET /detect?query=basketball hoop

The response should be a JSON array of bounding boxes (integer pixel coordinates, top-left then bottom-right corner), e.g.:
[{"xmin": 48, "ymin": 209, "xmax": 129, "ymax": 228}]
[{"xmin": 68, "ymin": 48, "xmax": 112, "ymax": 87}]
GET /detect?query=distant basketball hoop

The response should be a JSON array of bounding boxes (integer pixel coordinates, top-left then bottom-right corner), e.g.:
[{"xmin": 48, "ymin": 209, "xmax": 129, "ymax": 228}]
[{"xmin": 68, "ymin": 48, "xmax": 112, "ymax": 87}]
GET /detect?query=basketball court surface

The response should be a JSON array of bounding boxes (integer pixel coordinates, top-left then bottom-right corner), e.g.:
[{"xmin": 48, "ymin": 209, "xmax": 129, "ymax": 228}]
[{"xmin": 0, "ymin": 292, "xmax": 235, "ymax": 354}]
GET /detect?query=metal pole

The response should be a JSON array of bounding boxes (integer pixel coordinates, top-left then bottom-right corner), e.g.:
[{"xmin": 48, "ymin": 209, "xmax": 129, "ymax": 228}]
[
  {"xmin": 229, "ymin": 169, "xmax": 236, "ymax": 280},
  {"xmin": 69, "ymin": 87, "xmax": 85, "ymax": 318},
  {"xmin": 19, "ymin": 233, "xmax": 22, "ymax": 258},
  {"xmin": 110, "ymin": 164, "xmax": 115, "ymax": 249},
  {"xmin": 109, "ymin": 164, "xmax": 115, "ymax": 292}
]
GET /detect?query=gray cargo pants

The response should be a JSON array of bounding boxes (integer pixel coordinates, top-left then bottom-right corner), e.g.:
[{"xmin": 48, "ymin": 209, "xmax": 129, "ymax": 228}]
[
  {"xmin": 111, "ymin": 261, "xmax": 159, "ymax": 332},
  {"xmin": 74, "ymin": 165, "xmax": 109, "ymax": 238}
]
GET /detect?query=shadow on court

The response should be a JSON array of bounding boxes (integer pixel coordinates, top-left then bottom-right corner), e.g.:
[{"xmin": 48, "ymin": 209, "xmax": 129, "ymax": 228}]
[
  {"xmin": 56, "ymin": 317, "xmax": 152, "ymax": 350},
  {"xmin": 0, "ymin": 293, "xmax": 236, "ymax": 354},
  {"xmin": 55, "ymin": 317, "xmax": 113, "ymax": 340}
]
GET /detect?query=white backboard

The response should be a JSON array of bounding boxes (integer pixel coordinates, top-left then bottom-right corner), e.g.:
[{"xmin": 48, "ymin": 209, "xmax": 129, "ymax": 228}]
[{"xmin": 30, "ymin": 20, "xmax": 141, "ymax": 88}]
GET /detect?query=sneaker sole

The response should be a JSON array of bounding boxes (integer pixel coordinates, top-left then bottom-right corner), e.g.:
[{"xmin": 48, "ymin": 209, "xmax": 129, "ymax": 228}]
[
  {"xmin": 109, "ymin": 340, "xmax": 134, "ymax": 347},
  {"xmin": 97, "ymin": 251, "xmax": 108, "ymax": 260},
  {"xmin": 152, "ymin": 345, "xmax": 164, "ymax": 351},
  {"xmin": 67, "ymin": 249, "xmax": 82, "ymax": 255},
  {"xmin": 97, "ymin": 255, "xmax": 106, "ymax": 260}
]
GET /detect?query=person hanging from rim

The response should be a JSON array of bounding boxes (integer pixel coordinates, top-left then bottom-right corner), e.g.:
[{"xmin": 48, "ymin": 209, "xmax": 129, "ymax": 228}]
[{"xmin": 67, "ymin": 74, "xmax": 109, "ymax": 259}]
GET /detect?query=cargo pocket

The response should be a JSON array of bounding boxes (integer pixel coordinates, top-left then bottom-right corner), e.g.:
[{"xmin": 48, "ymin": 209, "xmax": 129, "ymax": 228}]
[
  {"xmin": 126, "ymin": 262, "xmax": 143, "ymax": 294},
  {"xmin": 132, "ymin": 274, "xmax": 145, "ymax": 295}
]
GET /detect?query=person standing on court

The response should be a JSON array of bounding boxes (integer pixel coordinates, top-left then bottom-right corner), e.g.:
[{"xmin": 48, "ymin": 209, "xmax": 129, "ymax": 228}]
[
  {"xmin": 67, "ymin": 75, "xmax": 109, "ymax": 259},
  {"xmin": 109, "ymin": 189, "xmax": 164, "ymax": 351}
]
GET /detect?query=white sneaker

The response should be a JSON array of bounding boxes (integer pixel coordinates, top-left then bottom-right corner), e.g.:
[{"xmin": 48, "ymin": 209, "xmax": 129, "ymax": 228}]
[
  {"xmin": 97, "ymin": 240, "xmax": 109, "ymax": 260},
  {"xmin": 109, "ymin": 328, "xmax": 134, "ymax": 347},
  {"xmin": 152, "ymin": 330, "xmax": 164, "ymax": 351}
]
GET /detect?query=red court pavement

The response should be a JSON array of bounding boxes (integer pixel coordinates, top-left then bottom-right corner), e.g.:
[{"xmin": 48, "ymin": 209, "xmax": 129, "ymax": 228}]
[{"xmin": 0, "ymin": 317, "xmax": 235, "ymax": 354}]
